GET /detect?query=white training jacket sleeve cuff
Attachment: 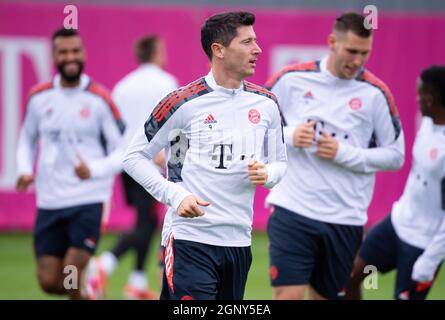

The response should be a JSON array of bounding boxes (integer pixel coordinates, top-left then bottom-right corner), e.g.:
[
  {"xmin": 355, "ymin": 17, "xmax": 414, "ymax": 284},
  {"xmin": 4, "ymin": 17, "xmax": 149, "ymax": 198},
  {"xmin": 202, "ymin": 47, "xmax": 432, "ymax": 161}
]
[
  {"xmin": 411, "ymin": 217, "xmax": 445, "ymax": 282},
  {"xmin": 283, "ymin": 126, "xmax": 296, "ymax": 147},
  {"xmin": 88, "ymin": 146, "xmax": 125, "ymax": 179},
  {"xmin": 264, "ymin": 161, "xmax": 287, "ymax": 189},
  {"xmin": 411, "ymin": 255, "xmax": 439, "ymax": 282},
  {"xmin": 123, "ymin": 151, "xmax": 192, "ymax": 212},
  {"xmin": 333, "ymin": 133, "xmax": 404, "ymax": 174}
]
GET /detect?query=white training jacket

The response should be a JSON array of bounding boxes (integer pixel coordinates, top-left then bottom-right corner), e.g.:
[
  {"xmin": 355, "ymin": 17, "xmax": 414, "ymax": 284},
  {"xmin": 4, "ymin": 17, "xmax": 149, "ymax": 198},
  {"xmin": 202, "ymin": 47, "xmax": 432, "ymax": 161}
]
[
  {"xmin": 124, "ymin": 71, "xmax": 287, "ymax": 247},
  {"xmin": 16, "ymin": 74, "xmax": 124, "ymax": 209},
  {"xmin": 266, "ymin": 57, "xmax": 405, "ymax": 226},
  {"xmin": 392, "ymin": 117, "xmax": 445, "ymax": 280},
  {"xmin": 112, "ymin": 63, "xmax": 178, "ymax": 146}
]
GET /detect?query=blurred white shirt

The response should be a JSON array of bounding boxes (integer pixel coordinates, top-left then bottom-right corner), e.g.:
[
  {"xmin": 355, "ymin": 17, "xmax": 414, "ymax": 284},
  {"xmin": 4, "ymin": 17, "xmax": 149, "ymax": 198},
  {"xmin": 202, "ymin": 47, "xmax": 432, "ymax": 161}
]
[{"xmin": 112, "ymin": 63, "xmax": 178, "ymax": 145}]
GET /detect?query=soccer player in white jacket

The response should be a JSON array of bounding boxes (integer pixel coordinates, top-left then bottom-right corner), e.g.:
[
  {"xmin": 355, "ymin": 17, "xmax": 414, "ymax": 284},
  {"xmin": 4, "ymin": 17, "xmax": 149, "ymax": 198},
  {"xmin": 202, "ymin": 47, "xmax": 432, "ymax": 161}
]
[
  {"xmin": 348, "ymin": 66, "xmax": 445, "ymax": 300},
  {"xmin": 16, "ymin": 29, "xmax": 124, "ymax": 300},
  {"xmin": 92, "ymin": 35, "xmax": 178, "ymax": 300},
  {"xmin": 123, "ymin": 12, "xmax": 287, "ymax": 300},
  {"xmin": 265, "ymin": 12, "xmax": 405, "ymax": 300}
]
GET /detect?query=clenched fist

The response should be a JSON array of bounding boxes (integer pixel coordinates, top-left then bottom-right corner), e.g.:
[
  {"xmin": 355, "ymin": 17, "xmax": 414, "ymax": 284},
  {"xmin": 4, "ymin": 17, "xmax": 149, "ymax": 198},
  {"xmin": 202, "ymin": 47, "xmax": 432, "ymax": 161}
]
[
  {"xmin": 248, "ymin": 159, "xmax": 268, "ymax": 185},
  {"xmin": 75, "ymin": 160, "xmax": 91, "ymax": 180},
  {"xmin": 16, "ymin": 175, "xmax": 34, "ymax": 192},
  {"xmin": 316, "ymin": 131, "xmax": 339, "ymax": 160},
  {"xmin": 293, "ymin": 121, "xmax": 315, "ymax": 148},
  {"xmin": 177, "ymin": 195, "xmax": 210, "ymax": 218}
]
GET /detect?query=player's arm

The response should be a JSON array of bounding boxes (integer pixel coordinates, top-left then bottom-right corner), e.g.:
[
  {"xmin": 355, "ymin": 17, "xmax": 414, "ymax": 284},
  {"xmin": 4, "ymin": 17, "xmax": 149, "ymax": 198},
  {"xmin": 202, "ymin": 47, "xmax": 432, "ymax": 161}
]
[
  {"xmin": 16, "ymin": 97, "xmax": 38, "ymax": 191},
  {"xmin": 411, "ymin": 181, "xmax": 445, "ymax": 282},
  {"xmin": 249, "ymin": 102, "xmax": 288, "ymax": 188},
  {"xmin": 123, "ymin": 108, "xmax": 207, "ymax": 218},
  {"xmin": 331, "ymin": 93, "xmax": 405, "ymax": 173},
  {"xmin": 81, "ymin": 100, "xmax": 126, "ymax": 179}
]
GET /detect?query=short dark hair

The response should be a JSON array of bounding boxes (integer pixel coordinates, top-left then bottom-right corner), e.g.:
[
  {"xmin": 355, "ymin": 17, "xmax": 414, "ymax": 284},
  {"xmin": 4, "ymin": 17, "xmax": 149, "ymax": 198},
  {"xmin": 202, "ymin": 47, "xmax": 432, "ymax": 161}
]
[
  {"xmin": 333, "ymin": 12, "xmax": 372, "ymax": 38},
  {"xmin": 52, "ymin": 28, "xmax": 80, "ymax": 41},
  {"xmin": 421, "ymin": 65, "xmax": 445, "ymax": 107},
  {"xmin": 135, "ymin": 35, "xmax": 160, "ymax": 63},
  {"xmin": 201, "ymin": 11, "xmax": 255, "ymax": 60}
]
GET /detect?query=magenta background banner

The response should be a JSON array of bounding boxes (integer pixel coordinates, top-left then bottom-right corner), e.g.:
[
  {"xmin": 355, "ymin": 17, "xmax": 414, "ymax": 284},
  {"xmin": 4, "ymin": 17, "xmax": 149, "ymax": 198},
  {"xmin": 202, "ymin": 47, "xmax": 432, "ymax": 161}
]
[{"xmin": 1, "ymin": 2, "xmax": 444, "ymax": 231}]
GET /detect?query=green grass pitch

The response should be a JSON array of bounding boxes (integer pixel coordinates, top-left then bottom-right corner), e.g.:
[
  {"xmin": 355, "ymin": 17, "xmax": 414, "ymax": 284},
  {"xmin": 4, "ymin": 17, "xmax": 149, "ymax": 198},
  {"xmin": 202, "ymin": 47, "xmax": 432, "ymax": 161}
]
[{"xmin": 0, "ymin": 232, "xmax": 444, "ymax": 299}]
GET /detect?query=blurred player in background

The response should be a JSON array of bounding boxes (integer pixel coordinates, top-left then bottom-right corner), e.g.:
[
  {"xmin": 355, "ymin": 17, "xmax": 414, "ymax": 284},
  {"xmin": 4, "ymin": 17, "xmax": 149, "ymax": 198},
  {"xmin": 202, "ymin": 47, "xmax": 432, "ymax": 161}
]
[
  {"xmin": 347, "ymin": 65, "xmax": 445, "ymax": 300},
  {"xmin": 89, "ymin": 35, "xmax": 178, "ymax": 300},
  {"xmin": 123, "ymin": 11, "xmax": 287, "ymax": 300},
  {"xmin": 265, "ymin": 12, "xmax": 405, "ymax": 300},
  {"xmin": 16, "ymin": 28, "xmax": 124, "ymax": 300}
]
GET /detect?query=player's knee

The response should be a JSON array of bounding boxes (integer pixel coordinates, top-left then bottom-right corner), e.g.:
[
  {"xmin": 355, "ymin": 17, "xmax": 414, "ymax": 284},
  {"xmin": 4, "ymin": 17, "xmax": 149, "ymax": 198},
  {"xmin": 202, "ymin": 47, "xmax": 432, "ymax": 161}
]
[
  {"xmin": 273, "ymin": 286, "xmax": 305, "ymax": 300},
  {"xmin": 349, "ymin": 271, "xmax": 363, "ymax": 288},
  {"xmin": 349, "ymin": 257, "xmax": 368, "ymax": 285},
  {"xmin": 64, "ymin": 248, "xmax": 91, "ymax": 270},
  {"xmin": 37, "ymin": 273, "xmax": 61, "ymax": 294}
]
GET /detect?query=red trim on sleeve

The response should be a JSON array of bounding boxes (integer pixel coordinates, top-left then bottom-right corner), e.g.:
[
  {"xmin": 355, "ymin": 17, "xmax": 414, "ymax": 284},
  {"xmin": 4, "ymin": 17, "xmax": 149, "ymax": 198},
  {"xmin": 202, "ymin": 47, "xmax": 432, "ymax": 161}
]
[
  {"xmin": 152, "ymin": 81, "xmax": 207, "ymax": 122},
  {"xmin": 265, "ymin": 61, "xmax": 318, "ymax": 89},
  {"xmin": 87, "ymin": 82, "xmax": 122, "ymax": 120},
  {"xmin": 360, "ymin": 71, "xmax": 399, "ymax": 117},
  {"xmin": 28, "ymin": 81, "xmax": 53, "ymax": 100}
]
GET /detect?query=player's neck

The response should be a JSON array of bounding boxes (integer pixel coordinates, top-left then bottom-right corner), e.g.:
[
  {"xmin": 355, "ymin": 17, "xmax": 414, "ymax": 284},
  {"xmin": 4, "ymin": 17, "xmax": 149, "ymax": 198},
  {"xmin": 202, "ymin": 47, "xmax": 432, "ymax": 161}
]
[
  {"xmin": 60, "ymin": 77, "xmax": 81, "ymax": 88},
  {"xmin": 212, "ymin": 65, "xmax": 243, "ymax": 89},
  {"xmin": 432, "ymin": 112, "xmax": 445, "ymax": 125},
  {"xmin": 326, "ymin": 55, "xmax": 340, "ymax": 78}
]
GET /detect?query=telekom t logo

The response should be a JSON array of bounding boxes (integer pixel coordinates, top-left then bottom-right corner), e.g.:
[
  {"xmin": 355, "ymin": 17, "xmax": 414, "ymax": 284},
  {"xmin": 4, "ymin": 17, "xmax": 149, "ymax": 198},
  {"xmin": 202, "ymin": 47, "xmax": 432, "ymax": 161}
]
[
  {"xmin": 0, "ymin": 37, "xmax": 51, "ymax": 188},
  {"xmin": 211, "ymin": 144, "xmax": 233, "ymax": 169}
]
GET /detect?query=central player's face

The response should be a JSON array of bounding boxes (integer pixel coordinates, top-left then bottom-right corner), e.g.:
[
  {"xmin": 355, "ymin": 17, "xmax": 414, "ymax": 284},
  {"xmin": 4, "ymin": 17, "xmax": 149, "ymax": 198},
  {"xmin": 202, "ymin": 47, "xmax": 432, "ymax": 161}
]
[
  {"xmin": 53, "ymin": 36, "xmax": 85, "ymax": 83},
  {"xmin": 331, "ymin": 31, "xmax": 372, "ymax": 79},
  {"xmin": 223, "ymin": 25, "xmax": 262, "ymax": 80}
]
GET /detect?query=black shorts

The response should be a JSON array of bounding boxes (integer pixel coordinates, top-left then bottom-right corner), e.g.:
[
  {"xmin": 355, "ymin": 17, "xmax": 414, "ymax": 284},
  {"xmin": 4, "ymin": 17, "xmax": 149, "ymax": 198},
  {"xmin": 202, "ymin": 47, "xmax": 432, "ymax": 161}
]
[
  {"xmin": 359, "ymin": 214, "xmax": 441, "ymax": 300},
  {"xmin": 160, "ymin": 235, "xmax": 252, "ymax": 300},
  {"xmin": 33, "ymin": 203, "xmax": 103, "ymax": 258},
  {"xmin": 267, "ymin": 206, "xmax": 363, "ymax": 299}
]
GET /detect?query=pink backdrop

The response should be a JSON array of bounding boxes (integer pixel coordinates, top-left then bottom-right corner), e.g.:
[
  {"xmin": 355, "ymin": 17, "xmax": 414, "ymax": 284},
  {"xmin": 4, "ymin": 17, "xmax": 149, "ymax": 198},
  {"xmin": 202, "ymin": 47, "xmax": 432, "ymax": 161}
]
[{"xmin": 1, "ymin": 2, "xmax": 445, "ymax": 231}]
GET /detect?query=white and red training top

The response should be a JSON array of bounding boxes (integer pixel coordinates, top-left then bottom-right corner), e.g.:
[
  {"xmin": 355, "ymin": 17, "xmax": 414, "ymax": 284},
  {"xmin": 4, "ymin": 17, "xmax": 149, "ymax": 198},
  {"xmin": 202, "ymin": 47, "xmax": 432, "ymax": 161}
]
[{"xmin": 17, "ymin": 74, "xmax": 124, "ymax": 209}]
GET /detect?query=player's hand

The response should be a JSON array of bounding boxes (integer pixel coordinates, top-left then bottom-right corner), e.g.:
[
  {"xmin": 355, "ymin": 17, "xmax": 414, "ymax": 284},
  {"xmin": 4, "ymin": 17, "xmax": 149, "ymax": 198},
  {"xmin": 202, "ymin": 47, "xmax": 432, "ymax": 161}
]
[
  {"xmin": 177, "ymin": 195, "xmax": 210, "ymax": 218},
  {"xmin": 248, "ymin": 159, "xmax": 268, "ymax": 185},
  {"xmin": 75, "ymin": 160, "xmax": 91, "ymax": 180},
  {"xmin": 316, "ymin": 131, "xmax": 338, "ymax": 160},
  {"xmin": 293, "ymin": 121, "xmax": 315, "ymax": 148},
  {"xmin": 412, "ymin": 256, "xmax": 437, "ymax": 283},
  {"xmin": 16, "ymin": 175, "xmax": 34, "ymax": 192}
]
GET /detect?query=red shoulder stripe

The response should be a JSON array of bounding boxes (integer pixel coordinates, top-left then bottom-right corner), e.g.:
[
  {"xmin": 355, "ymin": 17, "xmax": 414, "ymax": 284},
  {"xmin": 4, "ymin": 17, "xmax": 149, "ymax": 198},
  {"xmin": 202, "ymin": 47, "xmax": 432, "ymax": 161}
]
[
  {"xmin": 245, "ymin": 81, "xmax": 266, "ymax": 91},
  {"xmin": 87, "ymin": 82, "xmax": 122, "ymax": 120},
  {"xmin": 154, "ymin": 82, "xmax": 204, "ymax": 119},
  {"xmin": 155, "ymin": 83, "xmax": 207, "ymax": 121},
  {"xmin": 265, "ymin": 61, "xmax": 318, "ymax": 89},
  {"xmin": 360, "ymin": 71, "xmax": 398, "ymax": 117},
  {"xmin": 28, "ymin": 81, "xmax": 53, "ymax": 99},
  {"xmin": 245, "ymin": 81, "xmax": 274, "ymax": 95},
  {"xmin": 153, "ymin": 81, "xmax": 206, "ymax": 121}
]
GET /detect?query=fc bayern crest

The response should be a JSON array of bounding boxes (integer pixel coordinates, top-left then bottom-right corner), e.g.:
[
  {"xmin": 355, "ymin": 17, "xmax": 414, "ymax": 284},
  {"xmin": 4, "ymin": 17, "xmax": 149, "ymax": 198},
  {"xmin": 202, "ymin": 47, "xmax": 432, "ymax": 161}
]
[
  {"xmin": 348, "ymin": 97, "xmax": 362, "ymax": 111},
  {"xmin": 79, "ymin": 107, "xmax": 91, "ymax": 119},
  {"xmin": 430, "ymin": 148, "xmax": 438, "ymax": 160},
  {"xmin": 248, "ymin": 109, "xmax": 261, "ymax": 124}
]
